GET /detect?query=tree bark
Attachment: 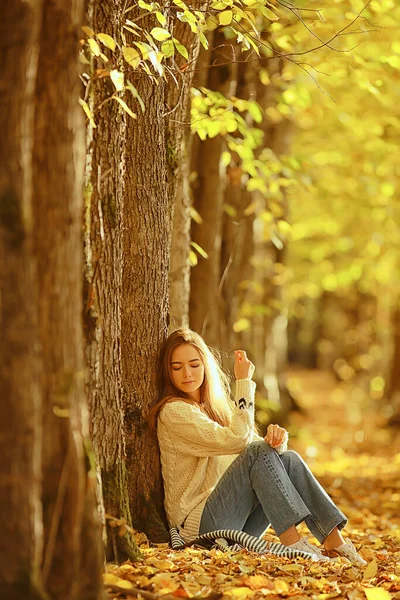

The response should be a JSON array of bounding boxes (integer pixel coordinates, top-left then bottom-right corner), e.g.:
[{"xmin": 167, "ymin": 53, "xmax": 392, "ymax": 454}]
[
  {"xmin": 122, "ymin": 67, "xmax": 170, "ymax": 541},
  {"xmin": 167, "ymin": 13, "xmax": 202, "ymax": 330},
  {"xmin": 190, "ymin": 34, "xmax": 238, "ymax": 347},
  {"xmin": 84, "ymin": 0, "xmax": 142, "ymax": 562},
  {"xmin": 0, "ymin": 2, "xmax": 44, "ymax": 597},
  {"xmin": 32, "ymin": 0, "xmax": 104, "ymax": 597}
]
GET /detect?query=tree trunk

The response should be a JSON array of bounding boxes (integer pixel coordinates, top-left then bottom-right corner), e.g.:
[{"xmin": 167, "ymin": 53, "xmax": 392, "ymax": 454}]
[
  {"xmin": 84, "ymin": 0, "xmax": 142, "ymax": 562},
  {"xmin": 1, "ymin": 0, "xmax": 104, "ymax": 598},
  {"xmin": 33, "ymin": 0, "xmax": 104, "ymax": 598},
  {"xmin": 121, "ymin": 68, "xmax": 170, "ymax": 541},
  {"xmin": 0, "ymin": 2, "xmax": 44, "ymax": 597},
  {"xmin": 190, "ymin": 34, "xmax": 238, "ymax": 347},
  {"xmin": 387, "ymin": 304, "xmax": 400, "ymax": 425},
  {"xmin": 168, "ymin": 11, "xmax": 202, "ymax": 330}
]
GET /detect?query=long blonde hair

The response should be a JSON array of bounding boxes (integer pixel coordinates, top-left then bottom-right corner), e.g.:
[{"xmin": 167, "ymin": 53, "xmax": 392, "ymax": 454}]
[{"xmin": 148, "ymin": 329, "xmax": 233, "ymax": 432}]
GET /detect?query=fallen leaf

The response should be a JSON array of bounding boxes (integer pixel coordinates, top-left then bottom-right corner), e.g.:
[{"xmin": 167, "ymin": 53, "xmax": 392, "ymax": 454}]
[
  {"xmin": 363, "ymin": 587, "xmax": 392, "ymax": 600},
  {"xmin": 363, "ymin": 560, "xmax": 379, "ymax": 580}
]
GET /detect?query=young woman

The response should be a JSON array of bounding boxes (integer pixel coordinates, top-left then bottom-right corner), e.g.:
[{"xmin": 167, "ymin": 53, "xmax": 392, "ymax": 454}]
[{"xmin": 149, "ymin": 329, "xmax": 366, "ymax": 565}]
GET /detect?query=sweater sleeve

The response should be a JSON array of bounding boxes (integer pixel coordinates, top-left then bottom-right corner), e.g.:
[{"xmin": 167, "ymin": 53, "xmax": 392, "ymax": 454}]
[{"xmin": 159, "ymin": 379, "xmax": 256, "ymax": 457}]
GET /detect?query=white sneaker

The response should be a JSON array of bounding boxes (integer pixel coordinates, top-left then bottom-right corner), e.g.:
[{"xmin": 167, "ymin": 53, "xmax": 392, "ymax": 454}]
[
  {"xmin": 332, "ymin": 540, "xmax": 367, "ymax": 567},
  {"xmin": 289, "ymin": 538, "xmax": 330, "ymax": 562}
]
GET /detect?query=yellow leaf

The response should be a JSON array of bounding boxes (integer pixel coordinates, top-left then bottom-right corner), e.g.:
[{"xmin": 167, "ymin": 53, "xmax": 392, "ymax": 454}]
[
  {"xmin": 110, "ymin": 69, "xmax": 124, "ymax": 92},
  {"xmin": 97, "ymin": 33, "xmax": 116, "ymax": 51},
  {"xmin": 228, "ymin": 587, "xmax": 254, "ymax": 597},
  {"xmin": 274, "ymin": 579, "xmax": 289, "ymax": 594},
  {"xmin": 122, "ymin": 46, "xmax": 141, "ymax": 69},
  {"xmin": 113, "ymin": 97, "xmax": 137, "ymax": 119},
  {"xmin": 363, "ymin": 560, "xmax": 378, "ymax": 580},
  {"xmin": 233, "ymin": 318, "xmax": 251, "ymax": 333},
  {"xmin": 88, "ymin": 38, "xmax": 101, "ymax": 56},
  {"xmin": 82, "ymin": 25, "xmax": 95, "ymax": 37},
  {"xmin": 189, "ymin": 250, "xmax": 198, "ymax": 266},
  {"xmin": 103, "ymin": 573, "xmax": 133, "ymax": 589},
  {"xmin": 150, "ymin": 27, "xmax": 171, "ymax": 41},
  {"xmin": 79, "ymin": 98, "xmax": 96, "ymax": 128},
  {"xmin": 363, "ymin": 588, "xmax": 391, "ymax": 600},
  {"xmin": 219, "ymin": 9, "xmax": 233, "ymax": 25},
  {"xmin": 242, "ymin": 575, "xmax": 273, "ymax": 590}
]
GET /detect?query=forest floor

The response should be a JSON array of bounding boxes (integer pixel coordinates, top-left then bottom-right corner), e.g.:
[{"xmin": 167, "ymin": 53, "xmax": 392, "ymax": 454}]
[{"xmin": 105, "ymin": 370, "xmax": 400, "ymax": 600}]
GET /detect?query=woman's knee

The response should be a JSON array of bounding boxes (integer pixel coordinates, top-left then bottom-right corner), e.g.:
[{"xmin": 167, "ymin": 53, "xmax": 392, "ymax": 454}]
[
  {"xmin": 280, "ymin": 449, "xmax": 303, "ymax": 465},
  {"xmin": 247, "ymin": 440, "xmax": 276, "ymax": 457}
]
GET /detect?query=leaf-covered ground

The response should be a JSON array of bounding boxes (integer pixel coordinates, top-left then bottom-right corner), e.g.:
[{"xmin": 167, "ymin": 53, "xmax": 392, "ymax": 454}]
[{"xmin": 106, "ymin": 370, "xmax": 400, "ymax": 600}]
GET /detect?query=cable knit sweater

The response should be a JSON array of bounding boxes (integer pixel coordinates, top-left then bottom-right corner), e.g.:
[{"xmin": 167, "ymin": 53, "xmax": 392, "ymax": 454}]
[{"xmin": 157, "ymin": 379, "xmax": 289, "ymax": 542}]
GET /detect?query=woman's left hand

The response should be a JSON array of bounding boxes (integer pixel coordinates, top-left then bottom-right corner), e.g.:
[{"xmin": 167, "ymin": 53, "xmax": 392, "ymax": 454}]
[{"xmin": 265, "ymin": 424, "xmax": 288, "ymax": 448}]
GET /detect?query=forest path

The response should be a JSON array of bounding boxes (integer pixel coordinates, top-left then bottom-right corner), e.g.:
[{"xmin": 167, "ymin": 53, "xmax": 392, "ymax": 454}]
[
  {"xmin": 106, "ymin": 370, "xmax": 400, "ymax": 600},
  {"xmin": 281, "ymin": 369, "xmax": 400, "ymax": 565}
]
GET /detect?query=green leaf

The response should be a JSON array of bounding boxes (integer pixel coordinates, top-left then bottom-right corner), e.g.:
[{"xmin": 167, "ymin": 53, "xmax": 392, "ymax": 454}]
[
  {"xmin": 113, "ymin": 96, "xmax": 137, "ymax": 119},
  {"xmin": 79, "ymin": 98, "xmax": 96, "ymax": 128},
  {"xmin": 122, "ymin": 46, "xmax": 141, "ymax": 69},
  {"xmin": 199, "ymin": 32, "xmax": 209, "ymax": 49},
  {"xmin": 173, "ymin": 37, "xmax": 188, "ymax": 59},
  {"xmin": 156, "ymin": 11, "xmax": 167, "ymax": 26},
  {"xmin": 150, "ymin": 27, "xmax": 171, "ymax": 41},
  {"xmin": 96, "ymin": 33, "xmax": 116, "ymax": 51},
  {"xmin": 219, "ymin": 9, "xmax": 233, "ymax": 25},
  {"xmin": 161, "ymin": 40, "xmax": 175, "ymax": 58},
  {"xmin": 110, "ymin": 69, "xmax": 124, "ymax": 92}
]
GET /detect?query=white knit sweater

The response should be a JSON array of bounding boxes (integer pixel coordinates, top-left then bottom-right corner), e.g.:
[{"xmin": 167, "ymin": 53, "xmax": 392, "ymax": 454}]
[{"xmin": 157, "ymin": 379, "xmax": 288, "ymax": 542}]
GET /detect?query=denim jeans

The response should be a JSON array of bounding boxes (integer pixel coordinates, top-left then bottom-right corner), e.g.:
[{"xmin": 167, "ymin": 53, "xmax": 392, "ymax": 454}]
[{"xmin": 199, "ymin": 441, "xmax": 347, "ymax": 543}]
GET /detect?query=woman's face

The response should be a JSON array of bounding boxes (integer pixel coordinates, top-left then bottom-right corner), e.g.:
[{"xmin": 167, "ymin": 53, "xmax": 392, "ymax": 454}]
[{"xmin": 170, "ymin": 343, "xmax": 205, "ymax": 402}]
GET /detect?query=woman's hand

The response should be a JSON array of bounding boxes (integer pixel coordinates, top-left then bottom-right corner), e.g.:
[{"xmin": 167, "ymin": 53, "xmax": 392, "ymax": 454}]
[
  {"xmin": 234, "ymin": 350, "xmax": 255, "ymax": 380},
  {"xmin": 265, "ymin": 424, "xmax": 288, "ymax": 448}
]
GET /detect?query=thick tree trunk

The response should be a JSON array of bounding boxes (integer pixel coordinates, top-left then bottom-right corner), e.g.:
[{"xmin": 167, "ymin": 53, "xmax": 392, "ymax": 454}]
[
  {"xmin": 0, "ymin": 2, "xmax": 44, "ymax": 598},
  {"xmin": 167, "ymin": 4, "xmax": 204, "ymax": 330},
  {"xmin": 1, "ymin": 0, "xmax": 104, "ymax": 598},
  {"xmin": 33, "ymin": 1, "xmax": 104, "ymax": 598},
  {"xmin": 84, "ymin": 0, "xmax": 141, "ymax": 562},
  {"xmin": 122, "ymin": 70, "xmax": 170, "ymax": 541}
]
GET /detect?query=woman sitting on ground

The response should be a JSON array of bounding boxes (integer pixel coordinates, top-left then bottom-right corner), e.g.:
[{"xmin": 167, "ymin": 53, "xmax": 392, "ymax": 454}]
[{"xmin": 149, "ymin": 329, "xmax": 366, "ymax": 565}]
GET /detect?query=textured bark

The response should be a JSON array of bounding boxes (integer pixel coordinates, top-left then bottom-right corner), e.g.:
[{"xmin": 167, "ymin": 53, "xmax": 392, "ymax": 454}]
[
  {"xmin": 122, "ymin": 68, "xmax": 170, "ymax": 540},
  {"xmin": 33, "ymin": 0, "xmax": 104, "ymax": 598},
  {"xmin": 0, "ymin": 2, "xmax": 44, "ymax": 598},
  {"xmin": 190, "ymin": 35, "xmax": 238, "ymax": 346},
  {"xmin": 168, "ymin": 8, "xmax": 203, "ymax": 330},
  {"xmin": 169, "ymin": 147, "xmax": 192, "ymax": 330},
  {"xmin": 84, "ymin": 0, "xmax": 141, "ymax": 561}
]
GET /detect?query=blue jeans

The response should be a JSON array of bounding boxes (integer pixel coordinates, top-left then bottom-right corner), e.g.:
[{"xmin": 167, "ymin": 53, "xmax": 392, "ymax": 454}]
[{"xmin": 199, "ymin": 441, "xmax": 347, "ymax": 543}]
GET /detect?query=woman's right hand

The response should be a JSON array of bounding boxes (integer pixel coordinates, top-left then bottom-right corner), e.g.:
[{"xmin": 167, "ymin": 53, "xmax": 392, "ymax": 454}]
[{"xmin": 234, "ymin": 350, "xmax": 255, "ymax": 380}]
